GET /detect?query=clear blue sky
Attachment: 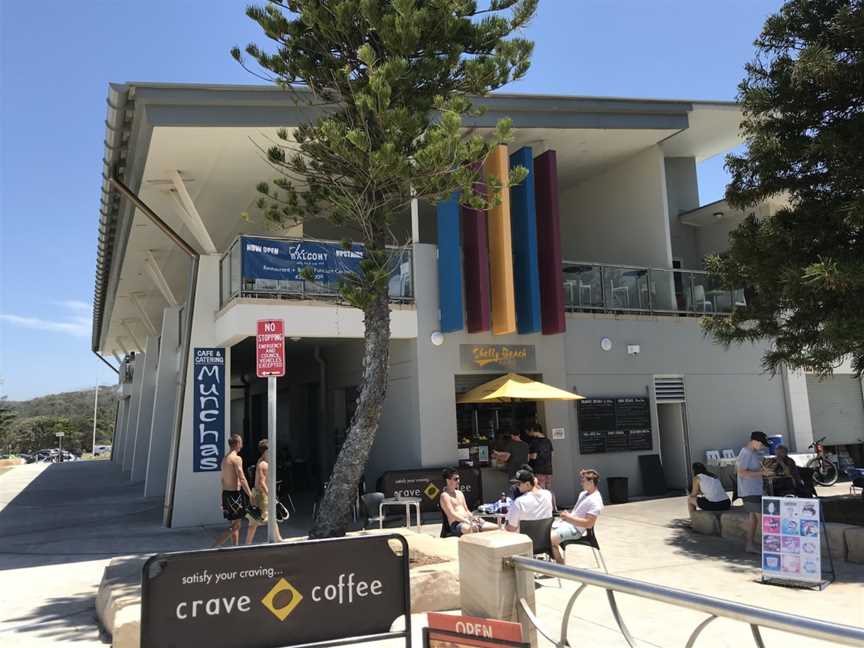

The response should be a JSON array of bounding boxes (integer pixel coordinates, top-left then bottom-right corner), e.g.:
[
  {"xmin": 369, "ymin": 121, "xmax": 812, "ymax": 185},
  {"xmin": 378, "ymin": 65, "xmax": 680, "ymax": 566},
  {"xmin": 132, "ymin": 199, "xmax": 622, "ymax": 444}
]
[{"xmin": 0, "ymin": 1, "xmax": 784, "ymax": 401}]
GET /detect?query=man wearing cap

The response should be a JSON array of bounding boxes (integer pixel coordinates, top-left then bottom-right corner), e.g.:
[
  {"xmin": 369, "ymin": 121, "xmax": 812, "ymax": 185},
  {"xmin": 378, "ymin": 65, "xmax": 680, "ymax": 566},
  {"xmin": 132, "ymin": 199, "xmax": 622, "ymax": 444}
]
[
  {"xmin": 738, "ymin": 431, "xmax": 768, "ymax": 553},
  {"xmin": 505, "ymin": 468, "xmax": 553, "ymax": 532}
]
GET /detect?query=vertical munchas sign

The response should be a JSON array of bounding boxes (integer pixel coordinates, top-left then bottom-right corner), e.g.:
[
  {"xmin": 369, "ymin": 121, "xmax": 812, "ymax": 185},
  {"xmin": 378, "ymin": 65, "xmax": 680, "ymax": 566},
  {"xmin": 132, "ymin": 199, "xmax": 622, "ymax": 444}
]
[{"xmin": 193, "ymin": 348, "xmax": 225, "ymax": 472}]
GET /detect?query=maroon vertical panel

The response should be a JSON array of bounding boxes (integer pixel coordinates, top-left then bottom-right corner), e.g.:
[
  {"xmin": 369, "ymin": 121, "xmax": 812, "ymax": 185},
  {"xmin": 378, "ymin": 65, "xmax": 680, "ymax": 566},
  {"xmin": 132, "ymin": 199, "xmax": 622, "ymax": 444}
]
[
  {"xmin": 534, "ymin": 150, "xmax": 566, "ymax": 334},
  {"xmin": 461, "ymin": 184, "xmax": 492, "ymax": 333}
]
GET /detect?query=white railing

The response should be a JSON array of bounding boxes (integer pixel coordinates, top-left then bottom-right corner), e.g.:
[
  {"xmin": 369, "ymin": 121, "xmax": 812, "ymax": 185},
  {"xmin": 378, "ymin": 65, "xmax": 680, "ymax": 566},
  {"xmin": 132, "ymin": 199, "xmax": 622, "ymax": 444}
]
[
  {"xmin": 562, "ymin": 260, "xmax": 746, "ymax": 316},
  {"xmin": 509, "ymin": 556, "xmax": 864, "ymax": 647}
]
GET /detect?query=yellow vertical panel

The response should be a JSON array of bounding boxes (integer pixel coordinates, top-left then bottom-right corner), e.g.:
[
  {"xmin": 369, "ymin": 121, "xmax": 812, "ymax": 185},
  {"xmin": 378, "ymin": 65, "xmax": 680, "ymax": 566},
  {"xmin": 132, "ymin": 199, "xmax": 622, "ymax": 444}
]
[{"xmin": 485, "ymin": 145, "xmax": 517, "ymax": 335}]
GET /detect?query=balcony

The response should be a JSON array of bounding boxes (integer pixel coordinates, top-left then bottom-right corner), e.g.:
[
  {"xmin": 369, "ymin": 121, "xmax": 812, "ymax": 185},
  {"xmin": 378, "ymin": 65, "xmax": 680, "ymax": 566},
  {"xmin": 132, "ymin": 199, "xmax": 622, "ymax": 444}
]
[
  {"xmin": 562, "ymin": 261, "xmax": 746, "ymax": 316},
  {"xmin": 219, "ymin": 236, "xmax": 414, "ymax": 309}
]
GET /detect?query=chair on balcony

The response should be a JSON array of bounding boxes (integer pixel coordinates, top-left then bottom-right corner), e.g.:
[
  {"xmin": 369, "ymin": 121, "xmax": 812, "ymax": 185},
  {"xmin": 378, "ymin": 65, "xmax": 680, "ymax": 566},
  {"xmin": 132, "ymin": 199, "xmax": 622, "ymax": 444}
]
[
  {"xmin": 609, "ymin": 281, "xmax": 630, "ymax": 308},
  {"xmin": 733, "ymin": 289, "xmax": 747, "ymax": 307},
  {"xmin": 693, "ymin": 285, "xmax": 714, "ymax": 312}
]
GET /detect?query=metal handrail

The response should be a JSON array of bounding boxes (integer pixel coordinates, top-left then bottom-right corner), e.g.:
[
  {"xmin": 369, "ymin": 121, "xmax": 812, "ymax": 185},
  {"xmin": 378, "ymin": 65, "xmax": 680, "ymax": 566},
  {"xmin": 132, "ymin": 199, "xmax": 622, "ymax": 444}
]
[
  {"xmin": 510, "ymin": 556, "xmax": 864, "ymax": 647},
  {"xmin": 561, "ymin": 259, "xmax": 711, "ymax": 275}
]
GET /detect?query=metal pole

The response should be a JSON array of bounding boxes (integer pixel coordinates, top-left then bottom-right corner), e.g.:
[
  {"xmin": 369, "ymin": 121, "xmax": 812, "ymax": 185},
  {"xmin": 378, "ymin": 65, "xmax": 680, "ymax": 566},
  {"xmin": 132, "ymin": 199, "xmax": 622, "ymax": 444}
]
[
  {"xmin": 267, "ymin": 375, "xmax": 278, "ymax": 542},
  {"xmin": 92, "ymin": 383, "xmax": 100, "ymax": 454}
]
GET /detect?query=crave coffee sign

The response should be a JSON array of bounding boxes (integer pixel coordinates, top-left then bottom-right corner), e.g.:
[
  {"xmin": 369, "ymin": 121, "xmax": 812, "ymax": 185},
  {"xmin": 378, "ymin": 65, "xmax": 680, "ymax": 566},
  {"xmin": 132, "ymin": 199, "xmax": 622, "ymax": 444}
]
[
  {"xmin": 460, "ymin": 345, "xmax": 536, "ymax": 372},
  {"xmin": 256, "ymin": 319, "xmax": 285, "ymax": 378},
  {"xmin": 141, "ymin": 535, "xmax": 410, "ymax": 648}
]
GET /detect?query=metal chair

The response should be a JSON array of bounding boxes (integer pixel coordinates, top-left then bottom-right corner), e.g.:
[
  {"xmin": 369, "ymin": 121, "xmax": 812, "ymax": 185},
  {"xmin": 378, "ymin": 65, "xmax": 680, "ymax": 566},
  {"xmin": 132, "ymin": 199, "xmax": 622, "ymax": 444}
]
[
  {"xmin": 440, "ymin": 508, "xmax": 455, "ymax": 538},
  {"xmin": 358, "ymin": 492, "xmax": 386, "ymax": 529},
  {"xmin": 519, "ymin": 518, "xmax": 560, "ymax": 587},
  {"xmin": 560, "ymin": 526, "xmax": 608, "ymax": 573}
]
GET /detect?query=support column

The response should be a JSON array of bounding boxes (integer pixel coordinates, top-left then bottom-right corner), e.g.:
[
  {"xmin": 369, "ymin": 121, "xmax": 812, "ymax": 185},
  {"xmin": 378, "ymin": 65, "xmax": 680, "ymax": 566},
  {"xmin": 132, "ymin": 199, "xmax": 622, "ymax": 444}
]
[
  {"xmin": 131, "ymin": 336, "xmax": 159, "ymax": 482},
  {"xmin": 122, "ymin": 354, "xmax": 144, "ymax": 473},
  {"xmin": 145, "ymin": 306, "xmax": 182, "ymax": 498},
  {"xmin": 112, "ymin": 393, "xmax": 128, "ymax": 464},
  {"xmin": 169, "ymin": 255, "xmax": 232, "ymax": 527},
  {"xmin": 781, "ymin": 366, "xmax": 814, "ymax": 453}
]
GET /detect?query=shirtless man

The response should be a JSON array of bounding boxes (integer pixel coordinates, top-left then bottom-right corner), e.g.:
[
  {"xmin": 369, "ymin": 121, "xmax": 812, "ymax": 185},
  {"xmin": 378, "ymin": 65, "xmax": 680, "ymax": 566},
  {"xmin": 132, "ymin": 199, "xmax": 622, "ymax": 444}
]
[
  {"xmin": 245, "ymin": 439, "xmax": 283, "ymax": 544},
  {"xmin": 440, "ymin": 467, "xmax": 496, "ymax": 536},
  {"xmin": 212, "ymin": 434, "xmax": 253, "ymax": 547}
]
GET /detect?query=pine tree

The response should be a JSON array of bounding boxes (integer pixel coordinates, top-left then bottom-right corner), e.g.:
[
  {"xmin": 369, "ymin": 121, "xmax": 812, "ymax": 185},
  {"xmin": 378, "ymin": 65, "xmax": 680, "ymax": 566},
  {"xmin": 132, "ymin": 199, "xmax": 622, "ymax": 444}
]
[
  {"xmin": 705, "ymin": 0, "xmax": 864, "ymax": 376},
  {"xmin": 234, "ymin": 0, "xmax": 537, "ymax": 537}
]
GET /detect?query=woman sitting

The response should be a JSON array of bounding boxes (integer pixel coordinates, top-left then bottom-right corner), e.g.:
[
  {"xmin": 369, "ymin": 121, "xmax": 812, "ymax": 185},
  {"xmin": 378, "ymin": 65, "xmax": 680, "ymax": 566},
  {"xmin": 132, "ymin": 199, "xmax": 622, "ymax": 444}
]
[{"xmin": 688, "ymin": 462, "xmax": 731, "ymax": 514}]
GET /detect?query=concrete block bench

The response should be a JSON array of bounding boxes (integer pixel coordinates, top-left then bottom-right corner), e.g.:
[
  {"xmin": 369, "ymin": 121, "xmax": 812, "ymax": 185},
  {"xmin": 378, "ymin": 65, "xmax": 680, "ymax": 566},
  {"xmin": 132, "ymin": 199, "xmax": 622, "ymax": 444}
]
[
  {"xmin": 720, "ymin": 510, "xmax": 761, "ymax": 543},
  {"xmin": 845, "ymin": 526, "xmax": 864, "ymax": 563},
  {"xmin": 689, "ymin": 510, "xmax": 722, "ymax": 535}
]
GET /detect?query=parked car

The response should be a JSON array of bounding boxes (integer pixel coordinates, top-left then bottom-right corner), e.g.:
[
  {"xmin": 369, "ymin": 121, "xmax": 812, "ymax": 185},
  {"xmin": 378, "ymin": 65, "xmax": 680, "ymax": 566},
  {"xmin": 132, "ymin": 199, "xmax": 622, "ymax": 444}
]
[{"xmin": 93, "ymin": 445, "xmax": 112, "ymax": 457}]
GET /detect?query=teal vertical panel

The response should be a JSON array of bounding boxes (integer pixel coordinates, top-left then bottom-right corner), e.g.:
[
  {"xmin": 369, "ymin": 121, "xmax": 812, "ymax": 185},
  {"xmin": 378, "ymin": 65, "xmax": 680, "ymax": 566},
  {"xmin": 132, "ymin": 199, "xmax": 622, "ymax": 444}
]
[
  {"xmin": 509, "ymin": 147, "xmax": 542, "ymax": 334},
  {"xmin": 436, "ymin": 193, "xmax": 464, "ymax": 332}
]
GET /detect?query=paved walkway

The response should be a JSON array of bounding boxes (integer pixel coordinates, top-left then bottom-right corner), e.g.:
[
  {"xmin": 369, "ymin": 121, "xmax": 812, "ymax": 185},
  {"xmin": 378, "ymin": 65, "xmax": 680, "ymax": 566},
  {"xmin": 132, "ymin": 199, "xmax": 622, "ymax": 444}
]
[{"xmin": 0, "ymin": 462, "xmax": 861, "ymax": 647}]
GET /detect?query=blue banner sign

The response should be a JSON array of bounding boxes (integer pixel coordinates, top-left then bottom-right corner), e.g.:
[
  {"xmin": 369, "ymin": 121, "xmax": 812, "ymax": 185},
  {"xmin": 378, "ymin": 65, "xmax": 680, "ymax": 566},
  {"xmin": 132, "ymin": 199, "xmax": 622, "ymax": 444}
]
[
  {"xmin": 241, "ymin": 236, "xmax": 364, "ymax": 285},
  {"xmin": 193, "ymin": 347, "xmax": 225, "ymax": 473}
]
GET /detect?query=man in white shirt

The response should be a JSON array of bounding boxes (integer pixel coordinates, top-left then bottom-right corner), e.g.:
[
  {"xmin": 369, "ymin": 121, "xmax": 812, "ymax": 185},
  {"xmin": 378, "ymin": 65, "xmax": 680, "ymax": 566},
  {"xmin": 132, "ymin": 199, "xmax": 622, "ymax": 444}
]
[
  {"xmin": 551, "ymin": 469, "xmax": 604, "ymax": 564},
  {"xmin": 505, "ymin": 468, "xmax": 553, "ymax": 532}
]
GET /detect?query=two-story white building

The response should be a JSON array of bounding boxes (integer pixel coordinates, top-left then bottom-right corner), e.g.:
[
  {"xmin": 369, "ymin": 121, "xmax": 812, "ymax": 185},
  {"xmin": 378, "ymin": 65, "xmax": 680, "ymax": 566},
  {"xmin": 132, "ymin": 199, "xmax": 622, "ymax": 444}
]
[{"xmin": 93, "ymin": 83, "xmax": 863, "ymax": 528}]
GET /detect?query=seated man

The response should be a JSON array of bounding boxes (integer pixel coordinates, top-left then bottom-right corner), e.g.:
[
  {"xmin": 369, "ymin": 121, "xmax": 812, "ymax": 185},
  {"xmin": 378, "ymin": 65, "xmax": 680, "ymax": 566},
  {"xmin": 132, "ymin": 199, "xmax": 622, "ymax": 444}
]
[
  {"xmin": 505, "ymin": 468, "xmax": 553, "ymax": 532},
  {"xmin": 440, "ymin": 467, "xmax": 497, "ymax": 536},
  {"xmin": 550, "ymin": 469, "xmax": 603, "ymax": 564}
]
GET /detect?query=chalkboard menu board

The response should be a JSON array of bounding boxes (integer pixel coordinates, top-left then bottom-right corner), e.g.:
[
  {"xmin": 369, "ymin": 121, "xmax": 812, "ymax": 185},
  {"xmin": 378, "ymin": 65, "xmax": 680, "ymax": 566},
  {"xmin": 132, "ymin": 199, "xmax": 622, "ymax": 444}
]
[{"xmin": 577, "ymin": 397, "xmax": 653, "ymax": 454}]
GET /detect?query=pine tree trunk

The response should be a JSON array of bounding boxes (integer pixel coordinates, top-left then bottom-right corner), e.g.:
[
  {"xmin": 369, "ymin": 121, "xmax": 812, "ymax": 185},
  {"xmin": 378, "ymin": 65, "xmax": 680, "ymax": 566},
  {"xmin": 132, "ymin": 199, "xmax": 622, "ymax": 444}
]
[{"xmin": 308, "ymin": 288, "xmax": 391, "ymax": 538}]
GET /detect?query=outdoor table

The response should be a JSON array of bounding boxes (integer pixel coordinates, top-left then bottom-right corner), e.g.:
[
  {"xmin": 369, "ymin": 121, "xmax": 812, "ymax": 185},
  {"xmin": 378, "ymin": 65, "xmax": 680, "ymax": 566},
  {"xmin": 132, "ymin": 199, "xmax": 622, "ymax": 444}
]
[
  {"xmin": 473, "ymin": 510, "xmax": 507, "ymax": 529},
  {"xmin": 379, "ymin": 497, "xmax": 422, "ymax": 533}
]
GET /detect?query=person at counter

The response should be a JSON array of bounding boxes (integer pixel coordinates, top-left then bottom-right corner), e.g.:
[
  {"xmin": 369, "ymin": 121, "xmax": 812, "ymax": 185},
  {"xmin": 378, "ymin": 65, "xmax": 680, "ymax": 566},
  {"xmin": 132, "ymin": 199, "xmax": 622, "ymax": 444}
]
[
  {"xmin": 492, "ymin": 430, "xmax": 530, "ymax": 478},
  {"xmin": 440, "ymin": 467, "xmax": 497, "ymax": 536},
  {"xmin": 526, "ymin": 423, "xmax": 553, "ymax": 491}
]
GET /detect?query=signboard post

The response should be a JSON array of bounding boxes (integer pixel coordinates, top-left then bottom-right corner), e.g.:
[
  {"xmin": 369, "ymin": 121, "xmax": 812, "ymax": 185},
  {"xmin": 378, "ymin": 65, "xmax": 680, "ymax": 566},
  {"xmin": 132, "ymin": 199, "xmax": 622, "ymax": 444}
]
[
  {"xmin": 257, "ymin": 319, "xmax": 285, "ymax": 543},
  {"xmin": 761, "ymin": 496, "xmax": 833, "ymax": 590},
  {"xmin": 141, "ymin": 535, "xmax": 410, "ymax": 648},
  {"xmin": 55, "ymin": 432, "xmax": 65, "ymax": 462}
]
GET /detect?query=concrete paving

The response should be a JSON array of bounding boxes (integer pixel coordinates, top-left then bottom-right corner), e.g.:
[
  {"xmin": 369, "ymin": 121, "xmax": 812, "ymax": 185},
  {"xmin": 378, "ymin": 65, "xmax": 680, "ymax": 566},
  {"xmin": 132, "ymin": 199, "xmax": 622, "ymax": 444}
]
[{"xmin": 0, "ymin": 461, "xmax": 862, "ymax": 647}]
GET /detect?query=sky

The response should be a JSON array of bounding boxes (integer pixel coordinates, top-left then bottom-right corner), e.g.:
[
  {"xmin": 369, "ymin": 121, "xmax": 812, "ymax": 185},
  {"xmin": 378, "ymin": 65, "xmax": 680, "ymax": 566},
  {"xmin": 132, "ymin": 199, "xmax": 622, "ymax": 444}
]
[{"xmin": 0, "ymin": 1, "xmax": 785, "ymax": 401}]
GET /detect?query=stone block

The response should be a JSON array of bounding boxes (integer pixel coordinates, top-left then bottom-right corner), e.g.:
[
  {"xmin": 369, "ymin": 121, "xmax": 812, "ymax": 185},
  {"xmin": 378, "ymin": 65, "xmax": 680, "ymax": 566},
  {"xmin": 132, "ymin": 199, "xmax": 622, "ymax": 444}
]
[
  {"xmin": 97, "ymin": 557, "xmax": 146, "ymax": 634},
  {"xmin": 406, "ymin": 534, "xmax": 460, "ymax": 564},
  {"xmin": 690, "ymin": 510, "xmax": 721, "ymax": 535},
  {"xmin": 459, "ymin": 531, "xmax": 532, "ymax": 622},
  {"xmin": 410, "ymin": 561, "xmax": 459, "ymax": 613},
  {"xmin": 720, "ymin": 510, "xmax": 762, "ymax": 543},
  {"xmin": 111, "ymin": 602, "xmax": 140, "ymax": 648},
  {"xmin": 822, "ymin": 523, "xmax": 855, "ymax": 562},
  {"xmin": 844, "ymin": 526, "xmax": 864, "ymax": 564}
]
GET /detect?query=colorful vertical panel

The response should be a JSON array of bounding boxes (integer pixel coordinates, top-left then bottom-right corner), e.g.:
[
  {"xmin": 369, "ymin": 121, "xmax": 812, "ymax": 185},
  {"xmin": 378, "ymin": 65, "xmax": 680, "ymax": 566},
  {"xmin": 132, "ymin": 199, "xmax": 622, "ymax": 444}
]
[
  {"xmin": 534, "ymin": 150, "xmax": 566, "ymax": 334},
  {"xmin": 461, "ymin": 182, "xmax": 492, "ymax": 333},
  {"xmin": 484, "ymin": 145, "xmax": 517, "ymax": 335},
  {"xmin": 509, "ymin": 147, "xmax": 542, "ymax": 334},
  {"xmin": 436, "ymin": 193, "xmax": 464, "ymax": 333}
]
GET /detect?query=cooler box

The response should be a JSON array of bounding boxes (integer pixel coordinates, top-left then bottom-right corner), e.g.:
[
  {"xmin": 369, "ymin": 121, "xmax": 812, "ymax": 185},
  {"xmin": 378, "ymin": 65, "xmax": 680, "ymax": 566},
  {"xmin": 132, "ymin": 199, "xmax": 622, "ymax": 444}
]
[{"xmin": 767, "ymin": 435, "xmax": 783, "ymax": 455}]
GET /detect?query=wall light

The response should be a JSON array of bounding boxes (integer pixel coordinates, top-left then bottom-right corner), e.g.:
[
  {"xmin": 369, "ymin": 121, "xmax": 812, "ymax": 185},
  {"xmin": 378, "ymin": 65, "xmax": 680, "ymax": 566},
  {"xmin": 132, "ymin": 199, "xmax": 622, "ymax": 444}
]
[{"xmin": 430, "ymin": 331, "xmax": 444, "ymax": 346}]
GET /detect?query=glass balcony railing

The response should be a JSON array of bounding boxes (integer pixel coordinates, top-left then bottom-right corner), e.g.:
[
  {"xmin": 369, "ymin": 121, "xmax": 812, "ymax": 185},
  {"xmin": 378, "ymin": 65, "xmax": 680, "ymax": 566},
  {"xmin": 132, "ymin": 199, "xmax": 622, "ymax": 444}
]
[
  {"xmin": 219, "ymin": 236, "xmax": 414, "ymax": 308},
  {"xmin": 562, "ymin": 261, "xmax": 745, "ymax": 316}
]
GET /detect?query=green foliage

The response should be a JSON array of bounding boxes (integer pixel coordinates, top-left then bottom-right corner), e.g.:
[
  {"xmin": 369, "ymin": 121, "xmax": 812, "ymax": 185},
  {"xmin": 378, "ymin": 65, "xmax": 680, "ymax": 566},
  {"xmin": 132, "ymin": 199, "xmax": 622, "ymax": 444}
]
[
  {"xmin": 234, "ymin": 0, "xmax": 536, "ymax": 306},
  {"xmin": 1, "ymin": 388, "xmax": 117, "ymax": 453},
  {"xmin": 705, "ymin": 0, "xmax": 864, "ymax": 376}
]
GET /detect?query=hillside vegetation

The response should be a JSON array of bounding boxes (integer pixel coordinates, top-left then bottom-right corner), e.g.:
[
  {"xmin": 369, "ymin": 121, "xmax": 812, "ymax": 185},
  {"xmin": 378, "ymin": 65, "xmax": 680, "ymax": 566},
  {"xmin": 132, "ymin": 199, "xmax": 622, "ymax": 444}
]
[{"xmin": 1, "ymin": 387, "xmax": 118, "ymax": 454}]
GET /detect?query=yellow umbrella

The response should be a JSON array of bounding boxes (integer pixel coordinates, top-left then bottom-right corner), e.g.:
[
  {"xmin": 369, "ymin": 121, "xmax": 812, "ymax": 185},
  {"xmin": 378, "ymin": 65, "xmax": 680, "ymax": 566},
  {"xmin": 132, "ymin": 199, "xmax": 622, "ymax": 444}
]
[{"xmin": 456, "ymin": 373, "xmax": 584, "ymax": 404}]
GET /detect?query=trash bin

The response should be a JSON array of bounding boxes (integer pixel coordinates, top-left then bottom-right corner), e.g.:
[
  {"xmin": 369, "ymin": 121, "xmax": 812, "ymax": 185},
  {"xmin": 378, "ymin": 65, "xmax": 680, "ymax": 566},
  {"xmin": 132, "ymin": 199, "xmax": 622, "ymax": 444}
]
[
  {"xmin": 767, "ymin": 435, "xmax": 784, "ymax": 455},
  {"xmin": 606, "ymin": 477, "xmax": 629, "ymax": 504}
]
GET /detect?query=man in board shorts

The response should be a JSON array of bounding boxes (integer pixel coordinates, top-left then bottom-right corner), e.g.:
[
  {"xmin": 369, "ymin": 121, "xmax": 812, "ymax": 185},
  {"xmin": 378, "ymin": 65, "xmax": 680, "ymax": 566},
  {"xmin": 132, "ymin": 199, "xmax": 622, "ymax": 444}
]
[
  {"xmin": 212, "ymin": 434, "xmax": 253, "ymax": 547},
  {"xmin": 245, "ymin": 439, "xmax": 284, "ymax": 543}
]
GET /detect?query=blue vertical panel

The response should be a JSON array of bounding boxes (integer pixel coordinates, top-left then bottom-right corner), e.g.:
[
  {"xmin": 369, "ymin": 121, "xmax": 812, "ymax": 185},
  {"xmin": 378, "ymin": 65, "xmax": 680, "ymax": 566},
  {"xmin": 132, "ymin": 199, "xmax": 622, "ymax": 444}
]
[
  {"xmin": 436, "ymin": 193, "xmax": 464, "ymax": 332},
  {"xmin": 192, "ymin": 348, "xmax": 225, "ymax": 472},
  {"xmin": 509, "ymin": 147, "xmax": 542, "ymax": 334}
]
